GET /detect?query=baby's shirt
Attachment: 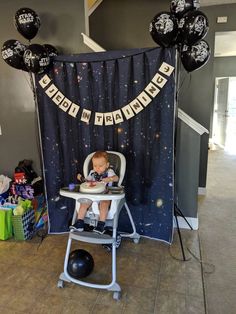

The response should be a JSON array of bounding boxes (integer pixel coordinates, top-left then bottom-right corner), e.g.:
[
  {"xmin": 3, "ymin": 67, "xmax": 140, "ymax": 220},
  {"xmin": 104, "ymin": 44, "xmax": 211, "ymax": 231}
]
[{"xmin": 86, "ymin": 168, "xmax": 117, "ymax": 187}]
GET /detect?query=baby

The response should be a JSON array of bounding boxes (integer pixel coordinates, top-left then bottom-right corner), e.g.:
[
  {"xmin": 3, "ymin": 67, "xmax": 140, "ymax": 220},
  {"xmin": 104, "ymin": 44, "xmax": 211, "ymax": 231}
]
[{"xmin": 70, "ymin": 151, "xmax": 119, "ymax": 234}]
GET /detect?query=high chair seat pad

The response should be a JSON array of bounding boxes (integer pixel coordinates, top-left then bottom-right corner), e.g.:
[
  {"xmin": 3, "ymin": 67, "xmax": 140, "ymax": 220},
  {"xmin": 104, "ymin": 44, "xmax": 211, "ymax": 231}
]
[{"xmin": 80, "ymin": 181, "xmax": 106, "ymax": 194}]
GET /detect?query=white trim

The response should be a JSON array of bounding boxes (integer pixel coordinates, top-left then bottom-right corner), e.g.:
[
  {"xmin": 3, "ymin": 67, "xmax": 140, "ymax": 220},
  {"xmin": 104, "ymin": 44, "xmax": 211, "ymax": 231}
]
[
  {"xmin": 81, "ymin": 32, "xmax": 106, "ymax": 52},
  {"xmin": 178, "ymin": 108, "xmax": 209, "ymax": 135},
  {"xmin": 173, "ymin": 216, "xmax": 198, "ymax": 230},
  {"xmin": 84, "ymin": 0, "xmax": 90, "ymax": 35},
  {"xmin": 198, "ymin": 187, "xmax": 207, "ymax": 195},
  {"xmin": 88, "ymin": 0, "xmax": 103, "ymax": 16}
]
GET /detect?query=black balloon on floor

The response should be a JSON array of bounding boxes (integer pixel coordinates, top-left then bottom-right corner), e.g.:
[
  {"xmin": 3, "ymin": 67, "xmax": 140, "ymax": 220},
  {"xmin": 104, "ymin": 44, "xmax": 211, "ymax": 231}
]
[{"xmin": 67, "ymin": 249, "xmax": 94, "ymax": 279}]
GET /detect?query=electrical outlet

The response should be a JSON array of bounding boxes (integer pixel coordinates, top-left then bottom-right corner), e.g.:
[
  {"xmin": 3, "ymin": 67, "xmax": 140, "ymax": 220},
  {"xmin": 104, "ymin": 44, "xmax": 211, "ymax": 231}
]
[{"xmin": 217, "ymin": 16, "xmax": 228, "ymax": 23}]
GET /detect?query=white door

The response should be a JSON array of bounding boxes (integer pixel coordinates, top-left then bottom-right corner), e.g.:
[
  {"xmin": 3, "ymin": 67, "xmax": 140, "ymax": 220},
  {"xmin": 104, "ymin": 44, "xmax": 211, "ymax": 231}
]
[{"xmin": 213, "ymin": 78, "xmax": 229, "ymax": 147}]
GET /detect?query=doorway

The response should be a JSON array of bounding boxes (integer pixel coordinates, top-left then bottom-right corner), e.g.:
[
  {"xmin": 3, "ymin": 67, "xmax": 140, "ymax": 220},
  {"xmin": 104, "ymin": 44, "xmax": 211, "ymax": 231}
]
[{"xmin": 212, "ymin": 77, "xmax": 236, "ymax": 154}]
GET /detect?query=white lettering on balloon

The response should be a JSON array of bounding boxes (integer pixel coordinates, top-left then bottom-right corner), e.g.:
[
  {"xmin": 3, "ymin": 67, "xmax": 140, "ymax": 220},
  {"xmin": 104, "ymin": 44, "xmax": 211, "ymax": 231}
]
[
  {"xmin": 2, "ymin": 49, "xmax": 13, "ymax": 59},
  {"xmin": 18, "ymin": 13, "xmax": 34, "ymax": 24}
]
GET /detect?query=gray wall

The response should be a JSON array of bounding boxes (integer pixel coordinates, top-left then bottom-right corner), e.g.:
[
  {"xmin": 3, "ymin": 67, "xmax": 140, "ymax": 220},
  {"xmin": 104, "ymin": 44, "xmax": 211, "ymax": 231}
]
[
  {"xmin": 90, "ymin": 0, "xmax": 167, "ymax": 49},
  {"xmin": 0, "ymin": 0, "xmax": 88, "ymax": 177},
  {"xmin": 175, "ymin": 122, "xmax": 201, "ymax": 218},
  {"xmin": 179, "ymin": 4, "xmax": 236, "ymax": 187},
  {"xmin": 90, "ymin": 1, "xmax": 236, "ymax": 188}
]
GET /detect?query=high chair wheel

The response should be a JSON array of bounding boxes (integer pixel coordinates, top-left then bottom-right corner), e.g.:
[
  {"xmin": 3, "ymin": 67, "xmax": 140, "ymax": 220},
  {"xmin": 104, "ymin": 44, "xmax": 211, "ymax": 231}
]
[
  {"xmin": 113, "ymin": 291, "xmax": 121, "ymax": 300},
  {"xmin": 57, "ymin": 280, "xmax": 65, "ymax": 288},
  {"xmin": 133, "ymin": 238, "xmax": 140, "ymax": 244}
]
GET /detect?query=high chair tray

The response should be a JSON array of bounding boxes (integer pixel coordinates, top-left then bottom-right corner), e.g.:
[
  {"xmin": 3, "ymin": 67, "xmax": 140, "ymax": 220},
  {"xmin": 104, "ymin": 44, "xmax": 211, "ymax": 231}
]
[
  {"xmin": 108, "ymin": 186, "xmax": 124, "ymax": 194},
  {"xmin": 60, "ymin": 187, "xmax": 125, "ymax": 201}
]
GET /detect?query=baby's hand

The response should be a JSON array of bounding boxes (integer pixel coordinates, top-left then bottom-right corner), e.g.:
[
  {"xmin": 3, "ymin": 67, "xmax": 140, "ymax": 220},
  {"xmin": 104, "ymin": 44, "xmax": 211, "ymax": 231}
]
[
  {"xmin": 77, "ymin": 173, "xmax": 84, "ymax": 182},
  {"xmin": 101, "ymin": 177, "xmax": 111, "ymax": 184}
]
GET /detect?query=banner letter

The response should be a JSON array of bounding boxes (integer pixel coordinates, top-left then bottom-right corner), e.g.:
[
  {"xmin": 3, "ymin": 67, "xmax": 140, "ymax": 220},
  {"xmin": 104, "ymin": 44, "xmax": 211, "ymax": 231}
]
[
  {"xmin": 122, "ymin": 104, "xmax": 135, "ymax": 120},
  {"xmin": 39, "ymin": 74, "xmax": 51, "ymax": 88},
  {"xmin": 112, "ymin": 109, "xmax": 124, "ymax": 124},
  {"xmin": 68, "ymin": 103, "xmax": 80, "ymax": 118},
  {"xmin": 104, "ymin": 112, "xmax": 114, "ymax": 125},
  {"xmin": 159, "ymin": 62, "xmax": 174, "ymax": 77},
  {"xmin": 145, "ymin": 82, "xmax": 160, "ymax": 98},
  {"xmin": 137, "ymin": 91, "xmax": 152, "ymax": 107},
  {"xmin": 152, "ymin": 73, "xmax": 167, "ymax": 88},
  {"xmin": 59, "ymin": 98, "xmax": 72, "ymax": 112},
  {"xmin": 45, "ymin": 84, "xmax": 58, "ymax": 98},
  {"xmin": 94, "ymin": 112, "xmax": 104, "ymax": 125},
  {"xmin": 81, "ymin": 109, "xmax": 91, "ymax": 123},
  {"xmin": 52, "ymin": 91, "xmax": 65, "ymax": 106},
  {"xmin": 129, "ymin": 99, "xmax": 144, "ymax": 114}
]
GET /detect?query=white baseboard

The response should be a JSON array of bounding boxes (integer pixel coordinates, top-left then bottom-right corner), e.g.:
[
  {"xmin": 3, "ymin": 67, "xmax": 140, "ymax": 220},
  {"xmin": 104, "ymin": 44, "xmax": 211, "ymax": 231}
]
[
  {"xmin": 198, "ymin": 187, "xmax": 206, "ymax": 195},
  {"xmin": 173, "ymin": 216, "xmax": 198, "ymax": 230}
]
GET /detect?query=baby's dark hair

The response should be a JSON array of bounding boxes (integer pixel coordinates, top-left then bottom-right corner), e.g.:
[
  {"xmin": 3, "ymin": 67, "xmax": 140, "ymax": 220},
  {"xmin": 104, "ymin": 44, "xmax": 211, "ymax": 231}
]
[{"xmin": 92, "ymin": 151, "xmax": 108, "ymax": 162}]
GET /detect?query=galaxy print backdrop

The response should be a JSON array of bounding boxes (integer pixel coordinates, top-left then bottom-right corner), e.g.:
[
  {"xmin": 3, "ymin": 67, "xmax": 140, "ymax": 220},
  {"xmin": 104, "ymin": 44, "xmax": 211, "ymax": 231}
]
[{"xmin": 35, "ymin": 47, "xmax": 176, "ymax": 243}]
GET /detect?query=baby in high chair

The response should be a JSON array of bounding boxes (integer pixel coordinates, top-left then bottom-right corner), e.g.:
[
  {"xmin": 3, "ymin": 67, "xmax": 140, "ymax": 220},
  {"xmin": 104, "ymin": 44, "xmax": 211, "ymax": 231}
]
[{"xmin": 70, "ymin": 151, "xmax": 119, "ymax": 234}]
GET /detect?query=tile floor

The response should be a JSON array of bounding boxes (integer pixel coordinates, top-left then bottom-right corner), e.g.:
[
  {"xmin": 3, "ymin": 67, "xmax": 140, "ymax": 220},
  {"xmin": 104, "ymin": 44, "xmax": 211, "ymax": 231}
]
[
  {"xmin": 0, "ymin": 148, "xmax": 234, "ymax": 314},
  {"xmin": 198, "ymin": 148, "xmax": 236, "ymax": 314}
]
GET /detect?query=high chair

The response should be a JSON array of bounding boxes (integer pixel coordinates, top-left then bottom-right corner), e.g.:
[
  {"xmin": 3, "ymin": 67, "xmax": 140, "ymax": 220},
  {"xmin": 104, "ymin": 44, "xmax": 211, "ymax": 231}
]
[{"xmin": 58, "ymin": 151, "xmax": 140, "ymax": 299}]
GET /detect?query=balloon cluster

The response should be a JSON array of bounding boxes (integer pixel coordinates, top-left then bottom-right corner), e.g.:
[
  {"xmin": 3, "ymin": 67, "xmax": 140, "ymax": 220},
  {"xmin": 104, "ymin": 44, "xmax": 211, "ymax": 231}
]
[
  {"xmin": 149, "ymin": 0, "xmax": 210, "ymax": 72},
  {"xmin": 1, "ymin": 8, "xmax": 58, "ymax": 74}
]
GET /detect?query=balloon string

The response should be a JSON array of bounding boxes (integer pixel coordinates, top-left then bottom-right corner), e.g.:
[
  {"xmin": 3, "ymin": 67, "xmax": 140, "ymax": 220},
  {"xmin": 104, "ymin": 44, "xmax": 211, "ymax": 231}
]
[
  {"xmin": 23, "ymin": 71, "xmax": 34, "ymax": 93},
  {"xmin": 28, "ymin": 71, "xmax": 37, "ymax": 102}
]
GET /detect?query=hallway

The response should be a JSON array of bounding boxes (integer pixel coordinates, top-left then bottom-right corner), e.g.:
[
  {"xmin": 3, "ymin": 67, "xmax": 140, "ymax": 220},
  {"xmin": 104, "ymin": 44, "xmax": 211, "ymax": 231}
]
[{"xmin": 199, "ymin": 149, "xmax": 236, "ymax": 314}]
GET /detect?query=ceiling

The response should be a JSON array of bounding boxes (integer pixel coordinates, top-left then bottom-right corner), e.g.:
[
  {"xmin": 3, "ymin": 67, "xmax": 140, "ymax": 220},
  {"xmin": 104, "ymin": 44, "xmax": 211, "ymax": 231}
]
[{"xmin": 200, "ymin": 0, "xmax": 236, "ymax": 5}]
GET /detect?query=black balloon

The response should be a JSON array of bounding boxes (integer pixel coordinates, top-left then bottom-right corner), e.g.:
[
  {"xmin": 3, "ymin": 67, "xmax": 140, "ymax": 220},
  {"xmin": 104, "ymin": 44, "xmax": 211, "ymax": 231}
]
[
  {"xmin": 149, "ymin": 12, "xmax": 178, "ymax": 47},
  {"xmin": 14, "ymin": 8, "xmax": 40, "ymax": 40},
  {"xmin": 1, "ymin": 39, "xmax": 27, "ymax": 71},
  {"xmin": 178, "ymin": 10, "xmax": 209, "ymax": 46},
  {"xmin": 23, "ymin": 44, "xmax": 50, "ymax": 73},
  {"xmin": 180, "ymin": 40, "xmax": 211, "ymax": 72},
  {"xmin": 170, "ymin": 0, "xmax": 194, "ymax": 18},
  {"xmin": 67, "ymin": 249, "xmax": 94, "ymax": 279},
  {"xmin": 43, "ymin": 44, "xmax": 58, "ymax": 58}
]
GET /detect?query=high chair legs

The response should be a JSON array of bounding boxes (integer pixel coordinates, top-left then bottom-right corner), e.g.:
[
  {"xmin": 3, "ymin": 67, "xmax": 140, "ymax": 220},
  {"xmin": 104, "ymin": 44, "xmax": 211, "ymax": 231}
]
[
  {"xmin": 120, "ymin": 202, "xmax": 140, "ymax": 243},
  {"xmin": 57, "ymin": 230, "xmax": 122, "ymax": 300}
]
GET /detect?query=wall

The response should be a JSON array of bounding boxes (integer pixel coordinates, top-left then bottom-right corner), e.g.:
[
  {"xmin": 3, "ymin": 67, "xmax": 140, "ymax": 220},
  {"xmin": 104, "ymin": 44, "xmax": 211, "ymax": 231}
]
[
  {"xmin": 90, "ymin": 0, "xmax": 236, "ymax": 188},
  {"xmin": 89, "ymin": 0, "xmax": 167, "ymax": 49},
  {"xmin": 175, "ymin": 122, "xmax": 201, "ymax": 218},
  {"xmin": 1, "ymin": 1, "xmax": 236, "ymax": 186},
  {"xmin": 0, "ymin": 0, "xmax": 88, "ymax": 177},
  {"xmin": 179, "ymin": 4, "xmax": 236, "ymax": 187},
  {"xmin": 214, "ymin": 56, "xmax": 236, "ymax": 77}
]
